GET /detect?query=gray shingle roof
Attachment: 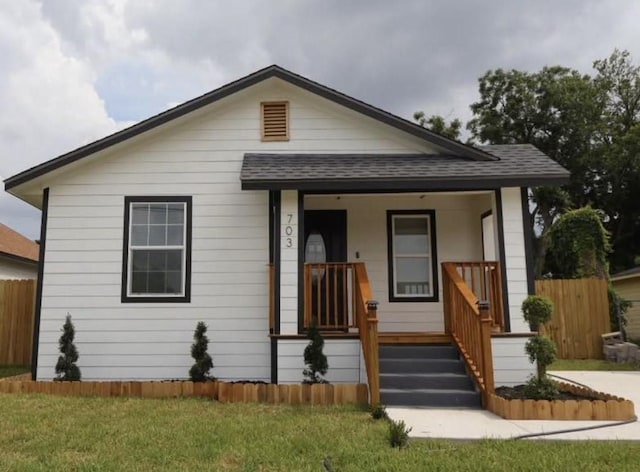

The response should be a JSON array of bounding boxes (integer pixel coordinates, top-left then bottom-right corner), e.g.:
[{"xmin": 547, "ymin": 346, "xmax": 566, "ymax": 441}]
[{"xmin": 240, "ymin": 144, "xmax": 570, "ymax": 191}]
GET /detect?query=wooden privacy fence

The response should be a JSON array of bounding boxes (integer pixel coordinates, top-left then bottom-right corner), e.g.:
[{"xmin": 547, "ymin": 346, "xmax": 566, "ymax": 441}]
[
  {"xmin": 535, "ymin": 278, "xmax": 610, "ymax": 359},
  {"xmin": 0, "ymin": 280, "xmax": 36, "ymax": 365},
  {"xmin": 0, "ymin": 379, "xmax": 369, "ymax": 405}
]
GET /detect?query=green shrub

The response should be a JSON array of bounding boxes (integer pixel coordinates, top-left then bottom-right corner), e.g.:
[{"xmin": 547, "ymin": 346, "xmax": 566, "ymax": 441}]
[
  {"xmin": 54, "ymin": 314, "xmax": 81, "ymax": 381},
  {"xmin": 525, "ymin": 335, "xmax": 557, "ymax": 378},
  {"xmin": 522, "ymin": 295, "xmax": 553, "ymax": 331},
  {"xmin": 303, "ymin": 321, "xmax": 328, "ymax": 384},
  {"xmin": 387, "ymin": 419, "xmax": 411, "ymax": 449},
  {"xmin": 609, "ymin": 286, "xmax": 632, "ymax": 332},
  {"xmin": 370, "ymin": 403, "xmax": 388, "ymax": 420},
  {"xmin": 523, "ymin": 376, "xmax": 560, "ymax": 400},
  {"xmin": 189, "ymin": 322, "xmax": 214, "ymax": 382}
]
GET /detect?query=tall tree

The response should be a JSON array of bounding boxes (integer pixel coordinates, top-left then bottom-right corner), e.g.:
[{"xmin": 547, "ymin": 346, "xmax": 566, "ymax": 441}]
[
  {"xmin": 467, "ymin": 53, "xmax": 640, "ymax": 274},
  {"xmin": 413, "ymin": 112, "xmax": 462, "ymax": 140}
]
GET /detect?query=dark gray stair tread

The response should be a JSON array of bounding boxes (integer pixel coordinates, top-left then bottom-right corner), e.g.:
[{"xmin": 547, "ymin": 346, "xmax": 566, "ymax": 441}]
[
  {"xmin": 380, "ymin": 388, "xmax": 482, "ymax": 408},
  {"xmin": 379, "ymin": 372, "xmax": 474, "ymax": 390},
  {"xmin": 379, "ymin": 344, "xmax": 458, "ymax": 359},
  {"xmin": 379, "ymin": 358, "xmax": 466, "ymax": 374}
]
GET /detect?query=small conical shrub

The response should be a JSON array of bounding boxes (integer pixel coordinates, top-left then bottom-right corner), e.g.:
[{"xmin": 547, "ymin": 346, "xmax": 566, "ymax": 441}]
[
  {"xmin": 54, "ymin": 314, "xmax": 81, "ymax": 381},
  {"xmin": 303, "ymin": 321, "xmax": 328, "ymax": 384},
  {"xmin": 189, "ymin": 321, "xmax": 214, "ymax": 381}
]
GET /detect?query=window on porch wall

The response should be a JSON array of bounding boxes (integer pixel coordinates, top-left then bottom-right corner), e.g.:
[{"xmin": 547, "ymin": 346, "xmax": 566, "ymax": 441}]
[{"xmin": 387, "ymin": 210, "xmax": 438, "ymax": 302}]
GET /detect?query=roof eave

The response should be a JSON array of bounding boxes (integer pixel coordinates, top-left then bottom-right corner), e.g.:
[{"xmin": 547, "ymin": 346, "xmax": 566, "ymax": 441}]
[{"xmin": 241, "ymin": 175, "xmax": 570, "ymax": 191}]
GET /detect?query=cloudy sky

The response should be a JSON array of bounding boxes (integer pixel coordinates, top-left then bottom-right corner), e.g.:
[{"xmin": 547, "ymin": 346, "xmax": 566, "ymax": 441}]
[{"xmin": 2, "ymin": 0, "xmax": 640, "ymax": 240}]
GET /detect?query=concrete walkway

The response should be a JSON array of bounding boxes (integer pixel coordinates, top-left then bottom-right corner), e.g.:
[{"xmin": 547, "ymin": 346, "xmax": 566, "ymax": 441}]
[{"xmin": 386, "ymin": 371, "xmax": 640, "ymax": 440}]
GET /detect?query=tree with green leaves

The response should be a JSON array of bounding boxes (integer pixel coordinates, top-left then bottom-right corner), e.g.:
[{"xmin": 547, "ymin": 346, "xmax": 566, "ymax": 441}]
[
  {"xmin": 54, "ymin": 314, "xmax": 81, "ymax": 381},
  {"xmin": 189, "ymin": 321, "xmax": 214, "ymax": 382},
  {"xmin": 413, "ymin": 112, "xmax": 462, "ymax": 140},
  {"xmin": 302, "ymin": 321, "xmax": 328, "ymax": 384}
]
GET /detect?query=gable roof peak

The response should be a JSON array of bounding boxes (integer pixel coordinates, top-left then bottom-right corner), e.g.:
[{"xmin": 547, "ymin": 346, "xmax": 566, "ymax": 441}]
[{"xmin": 5, "ymin": 64, "xmax": 497, "ymax": 191}]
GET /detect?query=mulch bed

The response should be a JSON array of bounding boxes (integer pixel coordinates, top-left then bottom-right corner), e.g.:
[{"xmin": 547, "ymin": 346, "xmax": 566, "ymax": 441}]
[{"xmin": 495, "ymin": 384, "xmax": 600, "ymax": 401}]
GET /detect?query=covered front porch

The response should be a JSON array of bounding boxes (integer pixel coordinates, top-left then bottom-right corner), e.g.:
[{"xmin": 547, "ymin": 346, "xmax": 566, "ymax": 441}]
[{"xmin": 267, "ymin": 189, "xmax": 523, "ymax": 406}]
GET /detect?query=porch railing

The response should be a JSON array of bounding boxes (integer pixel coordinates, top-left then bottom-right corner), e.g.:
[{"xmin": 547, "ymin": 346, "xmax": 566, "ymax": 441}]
[
  {"xmin": 442, "ymin": 262, "xmax": 495, "ymax": 406},
  {"xmin": 303, "ymin": 262, "xmax": 379, "ymax": 404},
  {"xmin": 447, "ymin": 261, "xmax": 504, "ymax": 332},
  {"xmin": 303, "ymin": 263, "xmax": 358, "ymax": 330}
]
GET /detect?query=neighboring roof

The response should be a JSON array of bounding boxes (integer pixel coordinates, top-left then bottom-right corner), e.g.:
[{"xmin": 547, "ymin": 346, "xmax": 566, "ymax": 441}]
[
  {"xmin": 0, "ymin": 223, "xmax": 39, "ymax": 264},
  {"xmin": 4, "ymin": 65, "xmax": 497, "ymax": 192},
  {"xmin": 240, "ymin": 144, "xmax": 570, "ymax": 191},
  {"xmin": 611, "ymin": 266, "xmax": 640, "ymax": 282}
]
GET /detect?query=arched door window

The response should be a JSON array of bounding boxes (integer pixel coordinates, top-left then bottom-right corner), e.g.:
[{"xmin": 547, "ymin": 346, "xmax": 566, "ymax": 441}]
[{"xmin": 305, "ymin": 231, "xmax": 326, "ymax": 282}]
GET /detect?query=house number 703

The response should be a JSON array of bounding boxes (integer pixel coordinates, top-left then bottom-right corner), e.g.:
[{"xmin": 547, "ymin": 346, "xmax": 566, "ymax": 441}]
[{"xmin": 284, "ymin": 214, "xmax": 294, "ymax": 247}]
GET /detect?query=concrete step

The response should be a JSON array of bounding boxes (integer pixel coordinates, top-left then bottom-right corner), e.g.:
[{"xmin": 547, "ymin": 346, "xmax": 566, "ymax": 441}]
[
  {"xmin": 379, "ymin": 358, "xmax": 466, "ymax": 374},
  {"xmin": 379, "ymin": 344, "xmax": 458, "ymax": 360},
  {"xmin": 380, "ymin": 372, "xmax": 474, "ymax": 390},
  {"xmin": 380, "ymin": 388, "xmax": 482, "ymax": 408}
]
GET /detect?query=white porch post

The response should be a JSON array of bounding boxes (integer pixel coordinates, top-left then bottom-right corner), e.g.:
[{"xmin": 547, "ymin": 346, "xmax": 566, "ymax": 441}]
[
  {"xmin": 279, "ymin": 190, "xmax": 299, "ymax": 334},
  {"xmin": 498, "ymin": 187, "xmax": 530, "ymax": 332}
]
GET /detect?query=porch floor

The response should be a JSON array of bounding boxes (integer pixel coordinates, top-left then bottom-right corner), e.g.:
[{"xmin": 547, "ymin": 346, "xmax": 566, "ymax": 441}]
[{"xmin": 378, "ymin": 332, "xmax": 452, "ymax": 345}]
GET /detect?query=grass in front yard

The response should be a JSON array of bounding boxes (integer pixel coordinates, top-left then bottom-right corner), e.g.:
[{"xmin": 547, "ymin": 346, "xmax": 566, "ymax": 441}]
[
  {"xmin": 0, "ymin": 365, "xmax": 29, "ymax": 379},
  {"xmin": 1, "ymin": 395, "xmax": 640, "ymax": 471},
  {"xmin": 550, "ymin": 358, "xmax": 640, "ymax": 371}
]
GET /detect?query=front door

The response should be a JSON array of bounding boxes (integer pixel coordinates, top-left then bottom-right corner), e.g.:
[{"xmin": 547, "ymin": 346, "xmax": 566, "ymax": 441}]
[{"xmin": 304, "ymin": 210, "xmax": 347, "ymax": 329}]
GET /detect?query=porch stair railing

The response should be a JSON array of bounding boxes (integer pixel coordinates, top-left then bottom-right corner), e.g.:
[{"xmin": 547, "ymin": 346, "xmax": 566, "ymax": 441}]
[
  {"xmin": 442, "ymin": 262, "xmax": 495, "ymax": 407},
  {"xmin": 303, "ymin": 262, "xmax": 379, "ymax": 405},
  {"xmin": 447, "ymin": 261, "xmax": 505, "ymax": 332}
]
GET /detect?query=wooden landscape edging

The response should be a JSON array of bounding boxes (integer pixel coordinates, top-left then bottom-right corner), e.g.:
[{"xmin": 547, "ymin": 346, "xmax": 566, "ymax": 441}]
[
  {"xmin": 0, "ymin": 378, "xmax": 369, "ymax": 405},
  {"xmin": 487, "ymin": 382, "xmax": 635, "ymax": 420}
]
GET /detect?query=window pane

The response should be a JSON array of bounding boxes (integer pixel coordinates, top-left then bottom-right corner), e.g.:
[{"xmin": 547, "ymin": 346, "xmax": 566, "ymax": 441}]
[
  {"xmin": 131, "ymin": 251, "xmax": 149, "ymax": 271},
  {"xmin": 396, "ymin": 257, "xmax": 430, "ymax": 295},
  {"xmin": 148, "ymin": 225, "xmax": 166, "ymax": 246},
  {"xmin": 131, "ymin": 204, "xmax": 148, "ymax": 225},
  {"xmin": 166, "ymin": 271, "xmax": 182, "ymax": 294},
  {"xmin": 166, "ymin": 250, "xmax": 182, "ymax": 270},
  {"xmin": 131, "ymin": 271, "xmax": 147, "ymax": 293},
  {"xmin": 167, "ymin": 204, "xmax": 184, "ymax": 224},
  {"xmin": 149, "ymin": 204, "xmax": 167, "ymax": 225},
  {"xmin": 148, "ymin": 250, "xmax": 166, "ymax": 270},
  {"xmin": 131, "ymin": 225, "xmax": 148, "ymax": 246},
  {"xmin": 167, "ymin": 225, "xmax": 184, "ymax": 245},
  {"xmin": 148, "ymin": 272, "xmax": 166, "ymax": 293},
  {"xmin": 394, "ymin": 217, "xmax": 429, "ymax": 254}
]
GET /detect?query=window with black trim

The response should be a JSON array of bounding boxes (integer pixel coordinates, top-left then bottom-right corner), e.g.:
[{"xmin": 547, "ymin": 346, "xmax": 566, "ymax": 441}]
[
  {"xmin": 122, "ymin": 196, "xmax": 192, "ymax": 303},
  {"xmin": 387, "ymin": 210, "xmax": 438, "ymax": 302}
]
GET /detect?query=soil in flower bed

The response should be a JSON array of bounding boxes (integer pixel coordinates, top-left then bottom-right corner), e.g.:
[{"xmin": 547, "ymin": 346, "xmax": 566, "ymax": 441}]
[{"xmin": 495, "ymin": 385, "xmax": 600, "ymax": 401}]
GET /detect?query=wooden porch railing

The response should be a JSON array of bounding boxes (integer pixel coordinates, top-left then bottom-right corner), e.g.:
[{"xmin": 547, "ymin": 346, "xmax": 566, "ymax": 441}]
[
  {"xmin": 303, "ymin": 263, "xmax": 358, "ymax": 330},
  {"xmin": 447, "ymin": 261, "xmax": 504, "ymax": 332},
  {"xmin": 442, "ymin": 262, "xmax": 495, "ymax": 406},
  {"xmin": 302, "ymin": 262, "xmax": 379, "ymax": 404},
  {"xmin": 353, "ymin": 263, "xmax": 380, "ymax": 405}
]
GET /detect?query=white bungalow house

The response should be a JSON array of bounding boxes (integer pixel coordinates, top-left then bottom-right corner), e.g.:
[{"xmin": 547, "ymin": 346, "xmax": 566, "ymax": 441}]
[{"xmin": 4, "ymin": 65, "xmax": 569, "ymax": 407}]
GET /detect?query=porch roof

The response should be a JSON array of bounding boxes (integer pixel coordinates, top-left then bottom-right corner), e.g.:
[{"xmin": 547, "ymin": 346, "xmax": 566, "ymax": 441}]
[{"xmin": 240, "ymin": 144, "xmax": 570, "ymax": 191}]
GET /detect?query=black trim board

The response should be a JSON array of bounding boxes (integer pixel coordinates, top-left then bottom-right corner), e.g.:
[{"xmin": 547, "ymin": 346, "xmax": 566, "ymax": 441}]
[
  {"xmin": 297, "ymin": 192, "xmax": 305, "ymax": 334},
  {"xmin": 494, "ymin": 190, "xmax": 511, "ymax": 332},
  {"xmin": 241, "ymin": 175, "xmax": 569, "ymax": 192},
  {"xmin": 270, "ymin": 338, "xmax": 278, "ymax": 384},
  {"xmin": 5, "ymin": 65, "xmax": 497, "ymax": 192},
  {"xmin": 272, "ymin": 191, "xmax": 281, "ymax": 335},
  {"xmin": 31, "ymin": 187, "xmax": 49, "ymax": 381},
  {"xmin": 480, "ymin": 210, "xmax": 492, "ymax": 261},
  {"xmin": 386, "ymin": 210, "xmax": 439, "ymax": 303},
  {"xmin": 520, "ymin": 187, "xmax": 536, "ymax": 295},
  {"xmin": 120, "ymin": 196, "xmax": 192, "ymax": 303}
]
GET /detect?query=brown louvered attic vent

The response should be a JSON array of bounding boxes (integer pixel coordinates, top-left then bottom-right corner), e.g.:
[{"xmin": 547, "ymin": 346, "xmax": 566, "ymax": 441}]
[{"xmin": 261, "ymin": 101, "xmax": 289, "ymax": 141}]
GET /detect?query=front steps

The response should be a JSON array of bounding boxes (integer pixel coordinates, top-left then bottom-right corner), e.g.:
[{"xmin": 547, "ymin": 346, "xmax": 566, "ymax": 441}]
[{"xmin": 379, "ymin": 344, "xmax": 482, "ymax": 408}]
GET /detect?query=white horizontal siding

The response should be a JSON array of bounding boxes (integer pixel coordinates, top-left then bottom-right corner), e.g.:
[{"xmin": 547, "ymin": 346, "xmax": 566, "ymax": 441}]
[
  {"xmin": 277, "ymin": 339, "xmax": 361, "ymax": 384},
  {"xmin": 499, "ymin": 188, "xmax": 529, "ymax": 332},
  {"xmin": 37, "ymin": 78, "xmax": 437, "ymax": 381},
  {"xmin": 0, "ymin": 258, "xmax": 37, "ymax": 279},
  {"xmin": 305, "ymin": 193, "xmax": 492, "ymax": 332},
  {"xmin": 492, "ymin": 336, "xmax": 535, "ymax": 387}
]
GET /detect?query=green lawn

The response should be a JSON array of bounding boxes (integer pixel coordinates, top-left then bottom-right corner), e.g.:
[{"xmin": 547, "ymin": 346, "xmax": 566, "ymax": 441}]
[
  {"xmin": 1, "ymin": 395, "xmax": 640, "ymax": 471},
  {"xmin": 550, "ymin": 358, "xmax": 640, "ymax": 371},
  {"xmin": 0, "ymin": 365, "xmax": 29, "ymax": 379}
]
